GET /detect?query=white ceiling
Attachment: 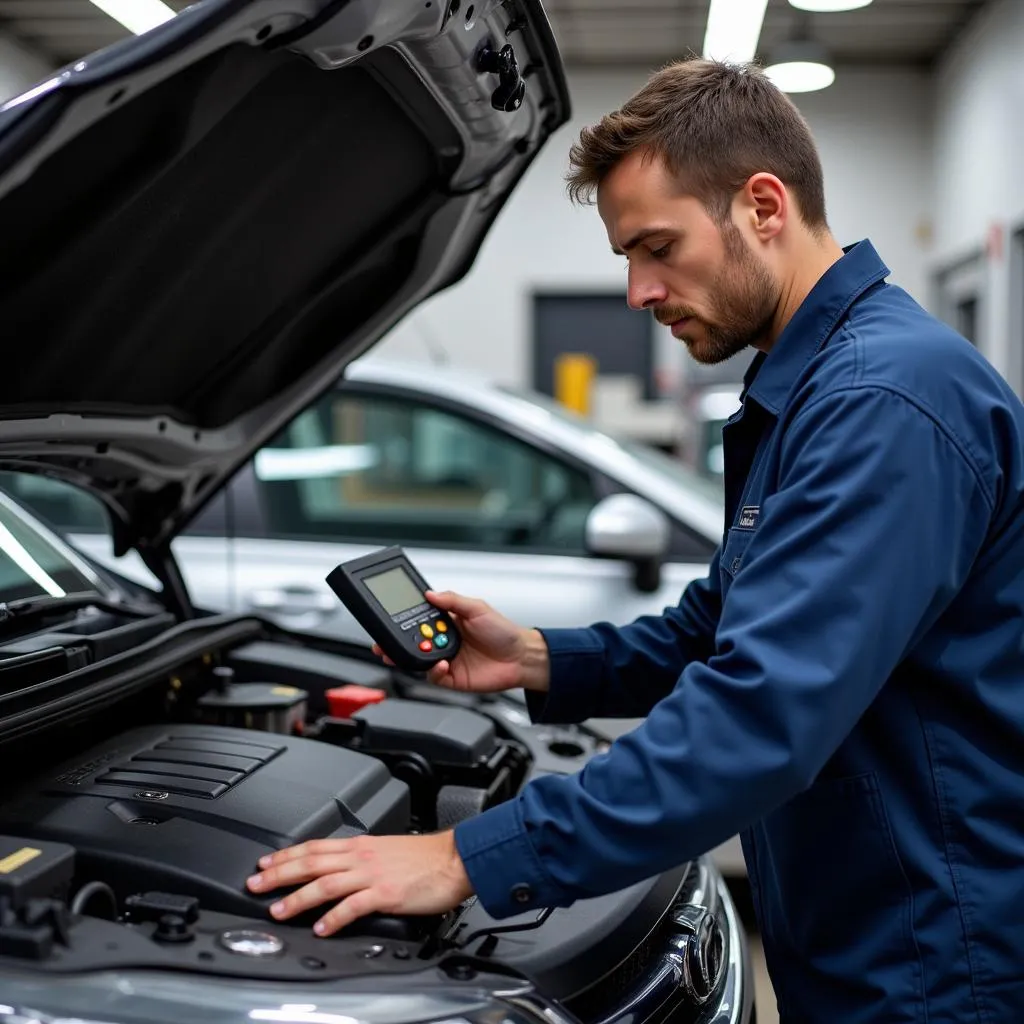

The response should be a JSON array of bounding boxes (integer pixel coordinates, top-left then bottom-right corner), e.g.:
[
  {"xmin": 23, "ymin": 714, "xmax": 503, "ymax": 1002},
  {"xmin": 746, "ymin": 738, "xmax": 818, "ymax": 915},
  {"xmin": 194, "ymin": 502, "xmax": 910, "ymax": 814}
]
[{"xmin": 0, "ymin": 0, "xmax": 991, "ymax": 69}]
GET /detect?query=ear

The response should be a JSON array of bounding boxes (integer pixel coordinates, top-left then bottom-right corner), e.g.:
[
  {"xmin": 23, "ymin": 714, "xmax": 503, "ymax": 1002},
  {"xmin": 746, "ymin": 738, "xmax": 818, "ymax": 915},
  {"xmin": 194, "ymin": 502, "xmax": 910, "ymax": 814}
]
[{"xmin": 737, "ymin": 173, "xmax": 787, "ymax": 241}]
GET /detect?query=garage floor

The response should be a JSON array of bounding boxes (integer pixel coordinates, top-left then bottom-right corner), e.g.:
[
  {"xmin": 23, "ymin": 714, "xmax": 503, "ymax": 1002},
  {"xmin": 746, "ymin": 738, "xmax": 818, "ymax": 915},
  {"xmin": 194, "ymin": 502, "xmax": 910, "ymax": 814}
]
[{"xmin": 752, "ymin": 936, "xmax": 778, "ymax": 1023}]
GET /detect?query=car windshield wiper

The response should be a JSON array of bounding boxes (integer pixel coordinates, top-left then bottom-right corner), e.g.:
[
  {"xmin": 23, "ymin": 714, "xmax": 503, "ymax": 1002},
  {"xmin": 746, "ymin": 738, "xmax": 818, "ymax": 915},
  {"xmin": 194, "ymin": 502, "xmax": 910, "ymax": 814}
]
[{"xmin": 0, "ymin": 590, "xmax": 163, "ymax": 634}]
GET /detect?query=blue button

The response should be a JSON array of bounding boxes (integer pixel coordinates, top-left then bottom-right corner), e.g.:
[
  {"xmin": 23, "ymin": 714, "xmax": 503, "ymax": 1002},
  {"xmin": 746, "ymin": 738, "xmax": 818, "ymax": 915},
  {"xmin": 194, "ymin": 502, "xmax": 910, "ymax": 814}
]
[{"xmin": 435, "ymin": 634, "xmax": 449, "ymax": 648}]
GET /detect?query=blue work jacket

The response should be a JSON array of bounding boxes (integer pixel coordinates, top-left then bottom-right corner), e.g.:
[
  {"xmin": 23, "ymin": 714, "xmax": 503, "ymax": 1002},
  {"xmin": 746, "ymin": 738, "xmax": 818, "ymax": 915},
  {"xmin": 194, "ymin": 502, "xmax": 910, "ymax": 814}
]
[{"xmin": 454, "ymin": 240, "xmax": 1024, "ymax": 1021}]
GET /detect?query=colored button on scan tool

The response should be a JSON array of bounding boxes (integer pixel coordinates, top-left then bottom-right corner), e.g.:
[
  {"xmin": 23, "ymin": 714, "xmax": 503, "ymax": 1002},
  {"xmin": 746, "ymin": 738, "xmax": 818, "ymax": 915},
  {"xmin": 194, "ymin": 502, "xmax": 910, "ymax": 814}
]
[
  {"xmin": 419, "ymin": 623, "xmax": 434, "ymax": 638},
  {"xmin": 435, "ymin": 620, "xmax": 448, "ymax": 633},
  {"xmin": 418, "ymin": 640, "xmax": 433, "ymax": 652},
  {"xmin": 435, "ymin": 634, "xmax": 449, "ymax": 648}
]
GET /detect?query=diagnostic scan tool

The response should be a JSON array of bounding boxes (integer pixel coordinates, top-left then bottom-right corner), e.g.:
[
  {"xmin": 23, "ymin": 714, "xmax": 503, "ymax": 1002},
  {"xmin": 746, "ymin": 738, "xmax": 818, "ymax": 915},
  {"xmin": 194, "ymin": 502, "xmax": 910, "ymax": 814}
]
[{"xmin": 326, "ymin": 547, "xmax": 461, "ymax": 673}]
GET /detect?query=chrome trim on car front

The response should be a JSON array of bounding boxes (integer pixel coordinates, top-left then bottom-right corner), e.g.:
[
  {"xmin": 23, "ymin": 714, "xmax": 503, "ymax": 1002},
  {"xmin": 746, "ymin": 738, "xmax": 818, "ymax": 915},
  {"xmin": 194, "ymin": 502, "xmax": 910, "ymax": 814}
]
[
  {"xmin": 704, "ymin": 872, "xmax": 755, "ymax": 1024},
  {"xmin": 504, "ymin": 990, "xmax": 589, "ymax": 1024},
  {"xmin": 589, "ymin": 859, "xmax": 751, "ymax": 1024},
  {"xmin": 0, "ymin": 967, "xmax": 563, "ymax": 1024}
]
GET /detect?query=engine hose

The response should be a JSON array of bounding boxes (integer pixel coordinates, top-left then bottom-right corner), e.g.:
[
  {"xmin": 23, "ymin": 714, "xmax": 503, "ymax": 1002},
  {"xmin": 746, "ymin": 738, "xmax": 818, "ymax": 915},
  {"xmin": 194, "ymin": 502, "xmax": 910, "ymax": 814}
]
[{"xmin": 70, "ymin": 880, "xmax": 119, "ymax": 920}]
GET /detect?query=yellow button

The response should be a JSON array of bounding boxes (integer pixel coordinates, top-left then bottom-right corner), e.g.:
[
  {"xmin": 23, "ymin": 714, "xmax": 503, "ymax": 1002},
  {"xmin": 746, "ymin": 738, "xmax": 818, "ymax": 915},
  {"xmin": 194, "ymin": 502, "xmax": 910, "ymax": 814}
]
[
  {"xmin": 419, "ymin": 623, "xmax": 434, "ymax": 639},
  {"xmin": 435, "ymin": 620, "xmax": 447, "ymax": 633}
]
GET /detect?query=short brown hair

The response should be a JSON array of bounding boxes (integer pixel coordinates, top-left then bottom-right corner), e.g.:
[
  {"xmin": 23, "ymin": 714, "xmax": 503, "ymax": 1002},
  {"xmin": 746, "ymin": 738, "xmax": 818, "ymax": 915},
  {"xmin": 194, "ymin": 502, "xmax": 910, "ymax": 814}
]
[{"xmin": 567, "ymin": 58, "xmax": 827, "ymax": 230}]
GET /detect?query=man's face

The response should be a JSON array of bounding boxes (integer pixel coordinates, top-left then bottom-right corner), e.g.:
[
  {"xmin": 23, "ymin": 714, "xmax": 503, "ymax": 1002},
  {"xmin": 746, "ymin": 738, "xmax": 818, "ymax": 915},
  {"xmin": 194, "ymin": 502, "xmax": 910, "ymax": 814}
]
[{"xmin": 598, "ymin": 150, "xmax": 780, "ymax": 364}]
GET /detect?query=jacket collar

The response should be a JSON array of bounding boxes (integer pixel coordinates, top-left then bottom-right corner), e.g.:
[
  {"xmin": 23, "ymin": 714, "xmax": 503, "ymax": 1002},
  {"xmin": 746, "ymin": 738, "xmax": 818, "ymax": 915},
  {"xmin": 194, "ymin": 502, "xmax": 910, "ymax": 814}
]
[{"xmin": 741, "ymin": 239, "xmax": 890, "ymax": 415}]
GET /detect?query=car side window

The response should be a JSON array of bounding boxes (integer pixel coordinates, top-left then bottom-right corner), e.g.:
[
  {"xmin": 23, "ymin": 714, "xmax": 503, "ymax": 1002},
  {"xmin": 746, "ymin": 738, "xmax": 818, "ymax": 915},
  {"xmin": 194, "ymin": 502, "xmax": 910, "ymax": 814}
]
[{"xmin": 251, "ymin": 390, "xmax": 599, "ymax": 554}]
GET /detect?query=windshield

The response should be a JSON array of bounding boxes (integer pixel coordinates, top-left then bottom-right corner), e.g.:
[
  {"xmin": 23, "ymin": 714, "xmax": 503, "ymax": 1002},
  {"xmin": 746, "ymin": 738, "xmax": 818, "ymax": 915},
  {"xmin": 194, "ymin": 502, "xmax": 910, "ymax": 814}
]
[
  {"xmin": 497, "ymin": 384, "xmax": 725, "ymax": 504},
  {"xmin": 0, "ymin": 487, "xmax": 101, "ymax": 604}
]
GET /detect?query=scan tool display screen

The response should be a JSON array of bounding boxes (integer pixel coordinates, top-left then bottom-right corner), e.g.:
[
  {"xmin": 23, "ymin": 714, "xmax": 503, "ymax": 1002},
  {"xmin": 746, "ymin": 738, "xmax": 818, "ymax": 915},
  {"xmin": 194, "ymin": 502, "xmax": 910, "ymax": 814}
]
[
  {"xmin": 327, "ymin": 546, "xmax": 461, "ymax": 672},
  {"xmin": 364, "ymin": 566, "xmax": 425, "ymax": 616}
]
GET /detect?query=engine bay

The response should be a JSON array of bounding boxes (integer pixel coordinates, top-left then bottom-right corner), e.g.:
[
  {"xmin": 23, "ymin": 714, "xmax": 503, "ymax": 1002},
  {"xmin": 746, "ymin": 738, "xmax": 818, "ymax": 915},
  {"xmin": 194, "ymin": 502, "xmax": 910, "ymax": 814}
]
[{"xmin": 0, "ymin": 612, "xmax": 650, "ymax": 997}]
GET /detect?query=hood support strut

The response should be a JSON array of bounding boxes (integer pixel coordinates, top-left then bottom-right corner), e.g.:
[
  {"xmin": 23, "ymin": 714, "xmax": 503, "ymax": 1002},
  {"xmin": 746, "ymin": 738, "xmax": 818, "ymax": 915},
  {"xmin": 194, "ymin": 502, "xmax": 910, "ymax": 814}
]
[
  {"xmin": 136, "ymin": 540, "xmax": 195, "ymax": 622},
  {"xmin": 105, "ymin": 486, "xmax": 195, "ymax": 620}
]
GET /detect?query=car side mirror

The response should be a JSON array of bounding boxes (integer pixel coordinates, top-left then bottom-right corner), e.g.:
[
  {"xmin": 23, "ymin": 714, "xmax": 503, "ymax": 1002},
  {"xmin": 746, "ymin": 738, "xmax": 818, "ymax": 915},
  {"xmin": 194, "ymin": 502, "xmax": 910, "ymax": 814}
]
[{"xmin": 585, "ymin": 493, "xmax": 671, "ymax": 593}]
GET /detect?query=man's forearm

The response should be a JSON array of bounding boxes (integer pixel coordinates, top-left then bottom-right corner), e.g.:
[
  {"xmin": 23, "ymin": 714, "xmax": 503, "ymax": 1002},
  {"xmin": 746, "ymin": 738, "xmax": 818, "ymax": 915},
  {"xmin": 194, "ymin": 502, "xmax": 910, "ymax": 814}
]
[{"xmin": 524, "ymin": 566, "xmax": 723, "ymax": 724}]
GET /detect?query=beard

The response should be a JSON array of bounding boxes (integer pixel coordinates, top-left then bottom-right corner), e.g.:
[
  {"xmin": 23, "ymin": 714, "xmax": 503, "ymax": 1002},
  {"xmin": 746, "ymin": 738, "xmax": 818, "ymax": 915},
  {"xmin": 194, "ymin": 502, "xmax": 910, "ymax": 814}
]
[{"xmin": 655, "ymin": 223, "xmax": 779, "ymax": 365}]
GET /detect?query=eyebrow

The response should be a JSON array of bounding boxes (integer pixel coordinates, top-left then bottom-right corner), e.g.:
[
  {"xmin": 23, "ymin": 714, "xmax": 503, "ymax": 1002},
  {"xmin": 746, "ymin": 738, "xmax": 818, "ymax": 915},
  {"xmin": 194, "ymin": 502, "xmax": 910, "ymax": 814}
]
[{"xmin": 610, "ymin": 227, "xmax": 675, "ymax": 256}]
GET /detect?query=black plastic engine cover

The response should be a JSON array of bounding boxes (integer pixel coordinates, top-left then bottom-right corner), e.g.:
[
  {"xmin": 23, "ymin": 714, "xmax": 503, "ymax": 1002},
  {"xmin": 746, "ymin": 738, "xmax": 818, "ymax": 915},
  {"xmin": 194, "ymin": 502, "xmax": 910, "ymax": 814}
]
[
  {"xmin": 0, "ymin": 725, "xmax": 410, "ymax": 919},
  {"xmin": 353, "ymin": 699, "xmax": 497, "ymax": 765}
]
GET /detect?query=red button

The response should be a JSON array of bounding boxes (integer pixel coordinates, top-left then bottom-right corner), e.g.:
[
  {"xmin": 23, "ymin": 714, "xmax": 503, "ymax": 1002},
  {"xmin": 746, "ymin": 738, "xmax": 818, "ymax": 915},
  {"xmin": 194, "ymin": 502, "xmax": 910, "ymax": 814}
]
[
  {"xmin": 325, "ymin": 684, "xmax": 387, "ymax": 719},
  {"xmin": 419, "ymin": 640, "xmax": 433, "ymax": 652}
]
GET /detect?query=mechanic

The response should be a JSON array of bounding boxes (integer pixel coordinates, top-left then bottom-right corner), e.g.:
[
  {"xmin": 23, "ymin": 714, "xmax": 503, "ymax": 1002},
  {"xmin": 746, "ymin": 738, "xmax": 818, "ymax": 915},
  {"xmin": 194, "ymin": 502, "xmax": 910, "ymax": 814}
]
[{"xmin": 246, "ymin": 58, "xmax": 1024, "ymax": 1020}]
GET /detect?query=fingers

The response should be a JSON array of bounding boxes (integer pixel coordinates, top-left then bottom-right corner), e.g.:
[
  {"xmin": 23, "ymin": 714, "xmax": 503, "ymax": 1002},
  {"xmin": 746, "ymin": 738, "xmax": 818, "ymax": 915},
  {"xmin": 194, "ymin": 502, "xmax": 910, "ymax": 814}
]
[
  {"xmin": 255, "ymin": 838, "xmax": 353, "ymax": 872},
  {"xmin": 425, "ymin": 660, "xmax": 453, "ymax": 686},
  {"xmin": 246, "ymin": 833, "xmax": 467, "ymax": 938},
  {"xmin": 370, "ymin": 643, "xmax": 395, "ymax": 666},
  {"xmin": 425, "ymin": 662, "xmax": 473, "ymax": 692},
  {"xmin": 264, "ymin": 871, "xmax": 365, "ymax": 924},
  {"xmin": 314, "ymin": 890, "xmax": 378, "ymax": 936},
  {"xmin": 248, "ymin": 852, "xmax": 352, "ymax": 895},
  {"xmin": 279, "ymin": 880, "xmax": 383, "ymax": 937},
  {"xmin": 254, "ymin": 865, "xmax": 398, "ymax": 937},
  {"xmin": 425, "ymin": 589, "xmax": 487, "ymax": 619},
  {"xmin": 373, "ymin": 639, "xmax": 450, "ymax": 683}
]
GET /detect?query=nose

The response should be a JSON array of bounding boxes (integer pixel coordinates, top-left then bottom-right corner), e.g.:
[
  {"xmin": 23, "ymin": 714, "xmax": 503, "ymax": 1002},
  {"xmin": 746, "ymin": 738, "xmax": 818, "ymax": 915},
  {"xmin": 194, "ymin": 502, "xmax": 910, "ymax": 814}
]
[{"xmin": 626, "ymin": 265, "xmax": 668, "ymax": 311}]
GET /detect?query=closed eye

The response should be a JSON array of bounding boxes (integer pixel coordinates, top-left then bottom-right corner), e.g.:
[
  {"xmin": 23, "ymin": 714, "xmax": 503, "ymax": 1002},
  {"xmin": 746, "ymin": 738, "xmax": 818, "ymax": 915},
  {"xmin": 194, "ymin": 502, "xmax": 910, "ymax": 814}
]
[{"xmin": 651, "ymin": 243, "xmax": 672, "ymax": 259}]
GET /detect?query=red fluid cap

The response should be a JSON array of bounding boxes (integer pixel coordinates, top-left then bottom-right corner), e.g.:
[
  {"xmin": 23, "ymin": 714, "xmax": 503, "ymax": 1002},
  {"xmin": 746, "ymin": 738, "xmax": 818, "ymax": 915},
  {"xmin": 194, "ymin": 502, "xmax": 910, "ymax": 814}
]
[{"xmin": 326, "ymin": 684, "xmax": 387, "ymax": 719}]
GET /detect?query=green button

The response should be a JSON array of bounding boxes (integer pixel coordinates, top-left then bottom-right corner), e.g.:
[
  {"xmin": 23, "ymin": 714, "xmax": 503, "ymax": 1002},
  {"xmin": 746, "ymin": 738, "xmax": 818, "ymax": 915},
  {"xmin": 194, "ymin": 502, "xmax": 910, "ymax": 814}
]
[{"xmin": 435, "ymin": 634, "xmax": 449, "ymax": 648}]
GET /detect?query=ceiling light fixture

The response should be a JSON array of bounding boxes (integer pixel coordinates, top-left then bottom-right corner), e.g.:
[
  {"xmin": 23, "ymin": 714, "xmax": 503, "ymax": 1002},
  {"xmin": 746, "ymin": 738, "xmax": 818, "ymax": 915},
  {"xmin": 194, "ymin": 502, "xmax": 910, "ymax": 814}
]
[
  {"xmin": 789, "ymin": 0, "xmax": 873, "ymax": 11},
  {"xmin": 89, "ymin": 0, "xmax": 177, "ymax": 36},
  {"xmin": 765, "ymin": 37, "xmax": 835, "ymax": 92},
  {"xmin": 703, "ymin": 0, "xmax": 770, "ymax": 63}
]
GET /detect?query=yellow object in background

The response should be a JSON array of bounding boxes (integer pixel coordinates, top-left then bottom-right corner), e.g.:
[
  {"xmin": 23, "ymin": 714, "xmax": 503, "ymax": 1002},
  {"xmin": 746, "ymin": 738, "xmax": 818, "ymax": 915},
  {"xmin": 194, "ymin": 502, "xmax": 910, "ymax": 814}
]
[{"xmin": 554, "ymin": 353, "xmax": 597, "ymax": 415}]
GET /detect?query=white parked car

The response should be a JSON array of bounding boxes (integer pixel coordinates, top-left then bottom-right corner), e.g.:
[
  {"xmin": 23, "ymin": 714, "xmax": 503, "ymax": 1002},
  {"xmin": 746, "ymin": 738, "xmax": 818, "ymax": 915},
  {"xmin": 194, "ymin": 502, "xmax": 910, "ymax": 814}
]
[{"xmin": 5, "ymin": 360, "xmax": 726, "ymax": 642}]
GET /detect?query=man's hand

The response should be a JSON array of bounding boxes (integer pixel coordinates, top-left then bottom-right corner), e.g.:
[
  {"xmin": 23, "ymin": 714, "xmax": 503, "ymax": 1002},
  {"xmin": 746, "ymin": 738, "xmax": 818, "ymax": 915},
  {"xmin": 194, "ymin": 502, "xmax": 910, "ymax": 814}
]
[
  {"xmin": 372, "ymin": 590, "xmax": 551, "ymax": 695},
  {"xmin": 245, "ymin": 832, "xmax": 474, "ymax": 937}
]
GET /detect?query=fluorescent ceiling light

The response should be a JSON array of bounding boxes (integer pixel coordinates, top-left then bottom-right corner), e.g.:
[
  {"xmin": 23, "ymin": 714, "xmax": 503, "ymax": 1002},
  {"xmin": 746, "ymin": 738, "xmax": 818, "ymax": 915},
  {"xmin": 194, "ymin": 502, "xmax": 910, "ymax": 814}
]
[
  {"xmin": 89, "ymin": 0, "xmax": 177, "ymax": 35},
  {"xmin": 765, "ymin": 36, "xmax": 835, "ymax": 92},
  {"xmin": 703, "ymin": 0, "xmax": 770, "ymax": 63},
  {"xmin": 765, "ymin": 59, "xmax": 835, "ymax": 92},
  {"xmin": 789, "ymin": 0, "xmax": 873, "ymax": 10}
]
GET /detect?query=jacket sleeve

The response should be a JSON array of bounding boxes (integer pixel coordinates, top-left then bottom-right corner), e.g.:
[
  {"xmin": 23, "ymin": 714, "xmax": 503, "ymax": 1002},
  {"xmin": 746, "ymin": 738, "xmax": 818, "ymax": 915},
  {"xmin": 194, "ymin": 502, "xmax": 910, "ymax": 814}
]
[
  {"xmin": 523, "ymin": 551, "xmax": 722, "ymax": 723},
  {"xmin": 454, "ymin": 384, "xmax": 992, "ymax": 919}
]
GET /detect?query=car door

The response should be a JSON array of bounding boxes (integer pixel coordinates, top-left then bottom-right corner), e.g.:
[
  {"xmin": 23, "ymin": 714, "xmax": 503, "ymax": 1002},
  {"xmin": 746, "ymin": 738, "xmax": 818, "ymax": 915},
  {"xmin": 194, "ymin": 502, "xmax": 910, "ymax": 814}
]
[{"xmin": 208, "ymin": 384, "xmax": 698, "ymax": 642}]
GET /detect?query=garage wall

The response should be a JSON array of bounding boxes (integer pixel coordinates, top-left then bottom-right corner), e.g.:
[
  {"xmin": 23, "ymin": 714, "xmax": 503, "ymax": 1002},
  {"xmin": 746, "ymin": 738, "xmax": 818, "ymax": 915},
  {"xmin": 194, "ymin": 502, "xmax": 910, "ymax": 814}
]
[
  {"xmin": 369, "ymin": 66, "xmax": 934, "ymax": 387},
  {"xmin": 931, "ymin": 0, "xmax": 1024, "ymax": 387},
  {"xmin": 0, "ymin": 34, "xmax": 52, "ymax": 104}
]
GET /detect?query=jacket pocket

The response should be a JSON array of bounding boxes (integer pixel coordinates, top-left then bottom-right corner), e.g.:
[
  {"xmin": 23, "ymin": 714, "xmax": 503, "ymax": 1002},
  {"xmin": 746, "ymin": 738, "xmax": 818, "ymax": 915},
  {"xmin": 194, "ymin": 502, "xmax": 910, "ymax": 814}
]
[{"xmin": 755, "ymin": 772, "xmax": 921, "ymax": 1010}]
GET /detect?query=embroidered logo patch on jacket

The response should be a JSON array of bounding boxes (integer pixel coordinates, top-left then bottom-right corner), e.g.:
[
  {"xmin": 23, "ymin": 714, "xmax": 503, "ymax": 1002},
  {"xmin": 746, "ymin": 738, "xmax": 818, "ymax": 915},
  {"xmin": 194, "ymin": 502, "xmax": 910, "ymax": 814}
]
[{"xmin": 737, "ymin": 505, "xmax": 761, "ymax": 530}]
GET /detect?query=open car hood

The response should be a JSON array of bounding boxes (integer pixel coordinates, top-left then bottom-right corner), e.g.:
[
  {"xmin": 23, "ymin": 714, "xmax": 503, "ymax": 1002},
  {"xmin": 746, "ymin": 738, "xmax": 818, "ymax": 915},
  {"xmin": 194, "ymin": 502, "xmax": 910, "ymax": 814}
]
[{"xmin": 0, "ymin": 0, "xmax": 569, "ymax": 558}]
